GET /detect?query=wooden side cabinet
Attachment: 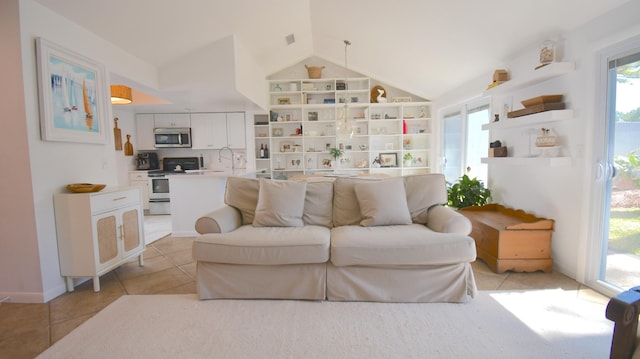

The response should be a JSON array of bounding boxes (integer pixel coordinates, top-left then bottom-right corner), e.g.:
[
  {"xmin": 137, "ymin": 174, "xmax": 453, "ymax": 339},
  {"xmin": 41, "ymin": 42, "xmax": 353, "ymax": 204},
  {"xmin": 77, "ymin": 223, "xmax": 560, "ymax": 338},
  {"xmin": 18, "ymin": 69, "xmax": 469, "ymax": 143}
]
[
  {"xmin": 54, "ymin": 187, "xmax": 145, "ymax": 292},
  {"xmin": 459, "ymin": 204, "xmax": 554, "ymax": 274}
]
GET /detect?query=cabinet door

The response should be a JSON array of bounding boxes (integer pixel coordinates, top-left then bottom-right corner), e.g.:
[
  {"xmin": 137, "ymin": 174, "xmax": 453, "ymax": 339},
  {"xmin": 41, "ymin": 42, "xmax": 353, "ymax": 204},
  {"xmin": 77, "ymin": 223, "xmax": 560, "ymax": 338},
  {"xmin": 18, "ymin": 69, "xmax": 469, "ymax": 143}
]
[
  {"xmin": 94, "ymin": 214, "xmax": 119, "ymax": 268},
  {"xmin": 190, "ymin": 113, "xmax": 217, "ymax": 149},
  {"xmin": 121, "ymin": 207, "xmax": 142, "ymax": 254},
  {"xmin": 154, "ymin": 113, "xmax": 190, "ymax": 128},
  {"xmin": 210, "ymin": 113, "xmax": 228, "ymax": 148},
  {"xmin": 135, "ymin": 114, "xmax": 156, "ymax": 150},
  {"xmin": 227, "ymin": 112, "xmax": 246, "ymax": 148}
]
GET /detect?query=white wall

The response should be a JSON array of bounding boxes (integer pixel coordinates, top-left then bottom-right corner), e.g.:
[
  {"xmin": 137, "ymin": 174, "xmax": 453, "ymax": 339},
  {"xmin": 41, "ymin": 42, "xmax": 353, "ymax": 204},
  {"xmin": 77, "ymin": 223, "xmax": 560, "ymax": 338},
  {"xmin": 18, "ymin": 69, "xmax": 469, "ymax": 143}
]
[
  {"xmin": 8, "ymin": 0, "xmax": 159, "ymax": 302},
  {"xmin": 0, "ymin": 0, "xmax": 43, "ymax": 303},
  {"xmin": 434, "ymin": 0, "xmax": 640, "ymax": 281}
]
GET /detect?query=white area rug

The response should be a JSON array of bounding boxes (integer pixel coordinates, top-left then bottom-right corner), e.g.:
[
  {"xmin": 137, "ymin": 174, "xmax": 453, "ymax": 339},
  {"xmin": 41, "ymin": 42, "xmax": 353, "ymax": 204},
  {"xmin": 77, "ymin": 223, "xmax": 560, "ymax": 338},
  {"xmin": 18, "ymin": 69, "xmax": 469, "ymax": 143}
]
[{"xmin": 38, "ymin": 290, "xmax": 613, "ymax": 359}]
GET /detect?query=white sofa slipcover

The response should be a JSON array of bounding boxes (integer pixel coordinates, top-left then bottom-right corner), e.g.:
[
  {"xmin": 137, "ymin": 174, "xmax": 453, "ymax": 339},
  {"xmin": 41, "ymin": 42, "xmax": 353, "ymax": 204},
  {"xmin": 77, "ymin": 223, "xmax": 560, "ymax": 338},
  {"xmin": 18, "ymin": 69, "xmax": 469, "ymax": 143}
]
[{"xmin": 193, "ymin": 174, "xmax": 477, "ymax": 302}]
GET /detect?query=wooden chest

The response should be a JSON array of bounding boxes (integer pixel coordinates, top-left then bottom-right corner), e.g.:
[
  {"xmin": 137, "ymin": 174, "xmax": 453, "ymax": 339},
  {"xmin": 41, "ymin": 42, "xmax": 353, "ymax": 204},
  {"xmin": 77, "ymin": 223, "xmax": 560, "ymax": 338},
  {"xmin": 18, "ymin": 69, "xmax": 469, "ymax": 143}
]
[{"xmin": 459, "ymin": 204, "xmax": 554, "ymax": 274}]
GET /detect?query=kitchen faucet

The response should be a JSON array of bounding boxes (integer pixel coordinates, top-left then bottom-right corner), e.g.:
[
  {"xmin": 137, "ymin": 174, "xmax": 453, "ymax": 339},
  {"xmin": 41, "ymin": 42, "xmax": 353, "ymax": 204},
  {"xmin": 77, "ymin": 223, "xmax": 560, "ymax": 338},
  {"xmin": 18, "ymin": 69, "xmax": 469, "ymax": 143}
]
[{"xmin": 218, "ymin": 146, "xmax": 235, "ymax": 172}]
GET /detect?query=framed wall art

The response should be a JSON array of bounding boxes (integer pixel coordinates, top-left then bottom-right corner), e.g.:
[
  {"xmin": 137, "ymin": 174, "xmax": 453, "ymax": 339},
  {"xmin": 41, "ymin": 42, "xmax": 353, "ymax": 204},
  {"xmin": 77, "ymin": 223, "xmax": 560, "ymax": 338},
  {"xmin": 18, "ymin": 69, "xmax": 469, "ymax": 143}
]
[{"xmin": 35, "ymin": 37, "xmax": 110, "ymax": 144}]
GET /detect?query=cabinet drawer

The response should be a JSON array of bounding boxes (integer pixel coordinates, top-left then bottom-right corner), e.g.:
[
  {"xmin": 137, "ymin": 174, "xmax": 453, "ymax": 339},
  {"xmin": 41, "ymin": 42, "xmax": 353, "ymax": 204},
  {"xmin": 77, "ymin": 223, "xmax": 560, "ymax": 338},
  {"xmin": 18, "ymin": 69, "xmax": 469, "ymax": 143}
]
[
  {"xmin": 129, "ymin": 172, "xmax": 149, "ymax": 181},
  {"xmin": 91, "ymin": 189, "xmax": 140, "ymax": 213}
]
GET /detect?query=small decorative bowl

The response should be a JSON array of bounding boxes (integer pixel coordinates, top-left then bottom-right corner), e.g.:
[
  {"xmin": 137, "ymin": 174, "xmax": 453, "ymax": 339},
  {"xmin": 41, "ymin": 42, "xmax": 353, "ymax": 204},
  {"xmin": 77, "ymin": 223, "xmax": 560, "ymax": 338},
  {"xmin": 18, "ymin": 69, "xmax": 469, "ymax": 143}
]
[{"xmin": 66, "ymin": 183, "xmax": 106, "ymax": 193}]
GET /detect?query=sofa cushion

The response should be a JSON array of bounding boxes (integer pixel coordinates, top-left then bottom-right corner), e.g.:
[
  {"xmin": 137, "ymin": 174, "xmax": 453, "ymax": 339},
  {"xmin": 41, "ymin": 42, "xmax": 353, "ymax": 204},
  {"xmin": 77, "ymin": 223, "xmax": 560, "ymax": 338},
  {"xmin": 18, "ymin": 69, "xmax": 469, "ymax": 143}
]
[
  {"xmin": 253, "ymin": 178, "xmax": 307, "ymax": 227},
  {"xmin": 354, "ymin": 178, "xmax": 412, "ymax": 226},
  {"xmin": 330, "ymin": 224, "xmax": 476, "ymax": 266},
  {"xmin": 193, "ymin": 225, "xmax": 330, "ymax": 265},
  {"xmin": 403, "ymin": 174, "xmax": 448, "ymax": 224},
  {"xmin": 334, "ymin": 177, "xmax": 386, "ymax": 226},
  {"xmin": 304, "ymin": 181, "xmax": 334, "ymax": 227},
  {"xmin": 224, "ymin": 177, "xmax": 260, "ymax": 225}
]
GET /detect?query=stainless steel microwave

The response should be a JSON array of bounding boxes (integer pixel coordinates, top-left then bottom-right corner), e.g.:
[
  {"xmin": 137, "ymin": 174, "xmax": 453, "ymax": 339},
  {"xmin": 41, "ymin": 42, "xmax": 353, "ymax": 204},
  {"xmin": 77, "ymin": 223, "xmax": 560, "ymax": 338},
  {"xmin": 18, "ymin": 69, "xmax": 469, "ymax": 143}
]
[{"xmin": 154, "ymin": 128, "xmax": 191, "ymax": 148}]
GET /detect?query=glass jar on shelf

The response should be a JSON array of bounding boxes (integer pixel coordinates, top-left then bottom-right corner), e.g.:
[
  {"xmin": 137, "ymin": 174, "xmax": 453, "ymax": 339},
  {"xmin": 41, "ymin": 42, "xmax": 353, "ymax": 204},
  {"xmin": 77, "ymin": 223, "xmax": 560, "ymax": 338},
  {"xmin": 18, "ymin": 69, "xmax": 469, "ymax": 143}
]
[{"xmin": 539, "ymin": 40, "xmax": 556, "ymax": 65}]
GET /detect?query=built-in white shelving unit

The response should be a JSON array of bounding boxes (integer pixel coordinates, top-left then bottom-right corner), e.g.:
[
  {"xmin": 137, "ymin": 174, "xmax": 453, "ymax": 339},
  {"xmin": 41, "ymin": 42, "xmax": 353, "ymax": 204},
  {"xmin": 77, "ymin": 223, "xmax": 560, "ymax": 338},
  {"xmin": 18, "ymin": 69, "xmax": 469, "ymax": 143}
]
[{"xmin": 259, "ymin": 77, "xmax": 433, "ymax": 179}]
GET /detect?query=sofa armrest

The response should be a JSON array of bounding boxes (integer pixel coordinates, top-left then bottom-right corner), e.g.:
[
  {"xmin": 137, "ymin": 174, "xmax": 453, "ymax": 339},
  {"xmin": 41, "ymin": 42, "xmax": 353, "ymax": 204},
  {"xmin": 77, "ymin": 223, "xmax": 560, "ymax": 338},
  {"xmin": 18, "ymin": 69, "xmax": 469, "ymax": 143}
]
[
  {"xmin": 606, "ymin": 286, "xmax": 640, "ymax": 359},
  {"xmin": 426, "ymin": 205, "xmax": 472, "ymax": 235},
  {"xmin": 195, "ymin": 205, "xmax": 242, "ymax": 234}
]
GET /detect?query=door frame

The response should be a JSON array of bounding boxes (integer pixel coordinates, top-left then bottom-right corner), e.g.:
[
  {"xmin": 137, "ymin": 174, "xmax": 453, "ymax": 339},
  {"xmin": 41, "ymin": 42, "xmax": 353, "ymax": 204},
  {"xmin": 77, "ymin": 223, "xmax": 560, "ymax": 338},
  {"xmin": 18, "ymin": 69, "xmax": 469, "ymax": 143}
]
[{"xmin": 582, "ymin": 34, "xmax": 640, "ymax": 297}]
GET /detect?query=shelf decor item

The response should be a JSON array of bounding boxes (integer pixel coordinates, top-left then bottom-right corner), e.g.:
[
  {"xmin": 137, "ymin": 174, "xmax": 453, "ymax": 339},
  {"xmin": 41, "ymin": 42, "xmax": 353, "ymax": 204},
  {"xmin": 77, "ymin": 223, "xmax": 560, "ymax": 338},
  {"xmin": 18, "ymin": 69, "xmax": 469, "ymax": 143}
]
[
  {"xmin": 539, "ymin": 40, "xmax": 556, "ymax": 67},
  {"xmin": 370, "ymin": 85, "xmax": 387, "ymax": 103},
  {"xmin": 535, "ymin": 128, "xmax": 557, "ymax": 147},
  {"xmin": 35, "ymin": 37, "xmax": 110, "ymax": 144},
  {"xmin": 305, "ymin": 65, "xmax": 324, "ymax": 79},
  {"xmin": 379, "ymin": 152, "xmax": 398, "ymax": 167},
  {"xmin": 66, "ymin": 183, "xmax": 106, "ymax": 193}
]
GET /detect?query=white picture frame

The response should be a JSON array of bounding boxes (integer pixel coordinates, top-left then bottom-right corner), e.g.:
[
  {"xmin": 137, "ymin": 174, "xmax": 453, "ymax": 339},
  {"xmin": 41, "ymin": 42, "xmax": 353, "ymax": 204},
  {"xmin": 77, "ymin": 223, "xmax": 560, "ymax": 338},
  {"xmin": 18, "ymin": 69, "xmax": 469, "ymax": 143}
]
[{"xmin": 35, "ymin": 37, "xmax": 110, "ymax": 144}]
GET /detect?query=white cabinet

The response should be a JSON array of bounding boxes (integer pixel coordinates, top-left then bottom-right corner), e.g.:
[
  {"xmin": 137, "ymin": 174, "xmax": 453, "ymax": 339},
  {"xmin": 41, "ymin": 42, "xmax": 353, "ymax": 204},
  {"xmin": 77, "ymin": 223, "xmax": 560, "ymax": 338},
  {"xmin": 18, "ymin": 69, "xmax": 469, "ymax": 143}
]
[
  {"xmin": 154, "ymin": 113, "xmax": 191, "ymax": 128},
  {"xmin": 135, "ymin": 114, "xmax": 156, "ymax": 150},
  {"xmin": 54, "ymin": 187, "xmax": 145, "ymax": 292},
  {"xmin": 129, "ymin": 171, "xmax": 150, "ymax": 210},
  {"xmin": 191, "ymin": 112, "xmax": 246, "ymax": 149}
]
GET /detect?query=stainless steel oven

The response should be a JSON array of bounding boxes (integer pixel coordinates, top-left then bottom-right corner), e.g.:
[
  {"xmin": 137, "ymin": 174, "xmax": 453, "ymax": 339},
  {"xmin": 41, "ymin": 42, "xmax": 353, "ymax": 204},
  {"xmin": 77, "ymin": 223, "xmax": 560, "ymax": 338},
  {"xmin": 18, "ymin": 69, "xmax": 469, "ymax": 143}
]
[
  {"xmin": 147, "ymin": 157, "xmax": 200, "ymax": 215},
  {"xmin": 148, "ymin": 175, "xmax": 170, "ymax": 215}
]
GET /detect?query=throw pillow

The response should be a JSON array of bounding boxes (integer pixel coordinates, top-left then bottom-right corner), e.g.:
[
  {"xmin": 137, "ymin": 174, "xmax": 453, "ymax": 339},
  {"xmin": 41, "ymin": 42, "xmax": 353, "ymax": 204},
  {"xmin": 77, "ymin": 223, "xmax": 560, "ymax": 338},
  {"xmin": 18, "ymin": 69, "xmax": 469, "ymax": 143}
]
[
  {"xmin": 253, "ymin": 178, "xmax": 307, "ymax": 227},
  {"xmin": 354, "ymin": 178, "xmax": 412, "ymax": 226},
  {"xmin": 224, "ymin": 177, "xmax": 260, "ymax": 224},
  {"xmin": 403, "ymin": 174, "xmax": 447, "ymax": 224},
  {"xmin": 303, "ymin": 181, "xmax": 334, "ymax": 227}
]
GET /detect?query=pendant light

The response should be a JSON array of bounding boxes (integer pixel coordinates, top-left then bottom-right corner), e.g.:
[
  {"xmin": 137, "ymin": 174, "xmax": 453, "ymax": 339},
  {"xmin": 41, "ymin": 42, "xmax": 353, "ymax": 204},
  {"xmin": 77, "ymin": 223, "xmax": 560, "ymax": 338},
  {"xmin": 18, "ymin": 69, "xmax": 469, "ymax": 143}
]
[
  {"xmin": 336, "ymin": 40, "xmax": 356, "ymax": 140},
  {"xmin": 110, "ymin": 85, "xmax": 132, "ymax": 104}
]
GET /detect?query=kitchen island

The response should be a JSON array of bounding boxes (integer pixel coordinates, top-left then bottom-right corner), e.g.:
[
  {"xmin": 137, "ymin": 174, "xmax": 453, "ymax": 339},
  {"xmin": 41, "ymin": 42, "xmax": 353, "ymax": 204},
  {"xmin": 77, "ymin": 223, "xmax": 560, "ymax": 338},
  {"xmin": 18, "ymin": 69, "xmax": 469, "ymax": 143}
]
[{"xmin": 168, "ymin": 170, "xmax": 257, "ymax": 237}]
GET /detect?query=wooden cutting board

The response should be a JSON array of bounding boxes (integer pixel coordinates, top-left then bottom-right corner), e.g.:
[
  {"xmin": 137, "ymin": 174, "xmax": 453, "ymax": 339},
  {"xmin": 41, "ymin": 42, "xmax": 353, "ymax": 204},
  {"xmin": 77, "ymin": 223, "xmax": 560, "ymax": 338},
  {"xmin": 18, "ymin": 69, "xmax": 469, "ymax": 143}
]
[{"xmin": 114, "ymin": 117, "xmax": 123, "ymax": 151}]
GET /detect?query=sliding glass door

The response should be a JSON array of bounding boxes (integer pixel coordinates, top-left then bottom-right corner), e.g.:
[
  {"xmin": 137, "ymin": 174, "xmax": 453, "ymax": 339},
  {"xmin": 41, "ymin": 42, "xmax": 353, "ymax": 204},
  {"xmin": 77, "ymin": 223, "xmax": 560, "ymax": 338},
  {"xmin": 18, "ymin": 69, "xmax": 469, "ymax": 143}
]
[{"xmin": 595, "ymin": 49, "xmax": 640, "ymax": 291}]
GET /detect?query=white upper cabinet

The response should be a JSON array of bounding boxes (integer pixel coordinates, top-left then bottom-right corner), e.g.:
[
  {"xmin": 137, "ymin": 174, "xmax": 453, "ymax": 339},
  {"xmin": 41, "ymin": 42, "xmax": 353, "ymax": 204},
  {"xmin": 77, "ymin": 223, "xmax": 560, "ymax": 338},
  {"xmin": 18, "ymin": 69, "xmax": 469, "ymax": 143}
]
[
  {"xmin": 154, "ymin": 113, "xmax": 191, "ymax": 128},
  {"xmin": 191, "ymin": 112, "xmax": 246, "ymax": 149}
]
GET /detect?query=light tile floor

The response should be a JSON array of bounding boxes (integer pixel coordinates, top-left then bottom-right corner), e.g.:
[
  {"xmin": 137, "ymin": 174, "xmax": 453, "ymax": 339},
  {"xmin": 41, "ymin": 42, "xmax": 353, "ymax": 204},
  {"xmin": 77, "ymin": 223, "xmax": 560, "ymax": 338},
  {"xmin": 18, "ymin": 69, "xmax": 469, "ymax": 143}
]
[{"xmin": 0, "ymin": 235, "xmax": 610, "ymax": 359}]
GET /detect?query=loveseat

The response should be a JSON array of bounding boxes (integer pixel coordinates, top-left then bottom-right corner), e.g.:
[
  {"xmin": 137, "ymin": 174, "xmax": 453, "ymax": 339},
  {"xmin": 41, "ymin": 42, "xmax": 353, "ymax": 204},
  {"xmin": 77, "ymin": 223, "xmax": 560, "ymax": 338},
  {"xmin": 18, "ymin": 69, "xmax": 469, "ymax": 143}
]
[{"xmin": 192, "ymin": 174, "xmax": 478, "ymax": 303}]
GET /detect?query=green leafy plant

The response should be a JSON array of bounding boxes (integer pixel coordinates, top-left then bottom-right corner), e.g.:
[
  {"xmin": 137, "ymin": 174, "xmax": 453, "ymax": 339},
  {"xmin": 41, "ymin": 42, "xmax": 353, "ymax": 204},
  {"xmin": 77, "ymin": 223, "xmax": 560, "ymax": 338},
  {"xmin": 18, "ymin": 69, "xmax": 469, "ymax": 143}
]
[
  {"xmin": 447, "ymin": 174, "xmax": 491, "ymax": 208},
  {"xmin": 403, "ymin": 152, "xmax": 413, "ymax": 161},
  {"xmin": 614, "ymin": 149, "xmax": 640, "ymax": 187},
  {"xmin": 330, "ymin": 147, "xmax": 344, "ymax": 160}
]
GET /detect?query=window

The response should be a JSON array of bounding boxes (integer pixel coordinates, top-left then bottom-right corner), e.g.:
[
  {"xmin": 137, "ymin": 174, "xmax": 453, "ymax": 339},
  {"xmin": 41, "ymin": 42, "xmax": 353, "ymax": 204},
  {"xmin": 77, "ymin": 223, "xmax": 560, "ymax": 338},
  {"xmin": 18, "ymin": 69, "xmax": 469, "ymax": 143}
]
[{"xmin": 441, "ymin": 100, "xmax": 490, "ymax": 184}]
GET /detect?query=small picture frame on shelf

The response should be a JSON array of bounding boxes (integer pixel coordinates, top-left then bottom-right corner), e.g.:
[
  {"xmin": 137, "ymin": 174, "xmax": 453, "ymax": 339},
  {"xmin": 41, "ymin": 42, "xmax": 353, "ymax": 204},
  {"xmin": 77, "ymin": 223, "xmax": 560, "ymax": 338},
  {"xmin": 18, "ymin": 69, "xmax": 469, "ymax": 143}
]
[
  {"xmin": 392, "ymin": 97, "xmax": 412, "ymax": 103},
  {"xmin": 379, "ymin": 153, "xmax": 398, "ymax": 167},
  {"xmin": 288, "ymin": 158, "xmax": 302, "ymax": 169},
  {"xmin": 272, "ymin": 127, "xmax": 283, "ymax": 137},
  {"xmin": 278, "ymin": 98, "xmax": 291, "ymax": 105},
  {"xmin": 308, "ymin": 111, "xmax": 318, "ymax": 121},
  {"xmin": 285, "ymin": 114, "xmax": 292, "ymax": 122},
  {"xmin": 280, "ymin": 142, "xmax": 293, "ymax": 152}
]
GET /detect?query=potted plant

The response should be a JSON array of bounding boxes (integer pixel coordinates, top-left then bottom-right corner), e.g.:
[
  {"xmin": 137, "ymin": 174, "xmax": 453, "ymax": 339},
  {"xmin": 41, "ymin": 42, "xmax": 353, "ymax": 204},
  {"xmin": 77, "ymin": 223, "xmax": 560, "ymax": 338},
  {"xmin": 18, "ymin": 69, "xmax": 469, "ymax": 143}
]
[
  {"xmin": 330, "ymin": 147, "xmax": 344, "ymax": 170},
  {"xmin": 403, "ymin": 152, "xmax": 413, "ymax": 167},
  {"xmin": 447, "ymin": 174, "xmax": 491, "ymax": 209}
]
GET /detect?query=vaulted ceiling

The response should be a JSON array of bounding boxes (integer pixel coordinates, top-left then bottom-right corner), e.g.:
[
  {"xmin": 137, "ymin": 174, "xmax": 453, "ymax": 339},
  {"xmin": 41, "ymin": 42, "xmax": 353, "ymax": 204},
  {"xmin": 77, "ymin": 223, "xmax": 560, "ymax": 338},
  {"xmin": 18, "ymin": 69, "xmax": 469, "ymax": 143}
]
[{"xmin": 34, "ymin": 0, "xmax": 629, "ymax": 112}]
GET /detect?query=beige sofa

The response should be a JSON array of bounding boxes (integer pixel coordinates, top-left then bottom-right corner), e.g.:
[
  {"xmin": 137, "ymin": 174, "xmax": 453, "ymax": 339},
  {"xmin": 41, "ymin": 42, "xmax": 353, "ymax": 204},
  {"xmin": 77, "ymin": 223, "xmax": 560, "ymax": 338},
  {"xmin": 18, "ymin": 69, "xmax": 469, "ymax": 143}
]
[{"xmin": 193, "ymin": 174, "xmax": 477, "ymax": 303}]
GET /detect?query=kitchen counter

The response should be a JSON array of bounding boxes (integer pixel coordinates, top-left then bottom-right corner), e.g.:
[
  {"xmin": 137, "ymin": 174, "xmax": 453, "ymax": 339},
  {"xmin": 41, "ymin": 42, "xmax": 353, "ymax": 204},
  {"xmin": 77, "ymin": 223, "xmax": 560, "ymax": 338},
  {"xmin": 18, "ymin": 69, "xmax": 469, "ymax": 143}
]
[{"xmin": 167, "ymin": 169, "xmax": 256, "ymax": 237}]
